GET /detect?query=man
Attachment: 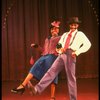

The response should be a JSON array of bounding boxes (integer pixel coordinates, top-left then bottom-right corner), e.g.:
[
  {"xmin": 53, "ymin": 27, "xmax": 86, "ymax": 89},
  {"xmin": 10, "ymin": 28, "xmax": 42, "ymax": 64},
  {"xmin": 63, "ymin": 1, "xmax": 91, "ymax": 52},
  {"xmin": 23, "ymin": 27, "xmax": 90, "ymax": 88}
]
[
  {"xmin": 11, "ymin": 20, "xmax": 61, "ymax": 100},
  {"xmin": 30, "ymin": 17, "xmax": 91, "ymax": 100}
]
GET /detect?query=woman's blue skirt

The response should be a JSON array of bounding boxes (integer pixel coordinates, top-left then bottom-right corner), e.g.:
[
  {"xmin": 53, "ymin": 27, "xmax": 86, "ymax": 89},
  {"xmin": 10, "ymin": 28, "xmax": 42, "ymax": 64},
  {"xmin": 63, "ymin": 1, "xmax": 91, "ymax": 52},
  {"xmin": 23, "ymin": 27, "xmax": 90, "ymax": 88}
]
[{"xmin": 29, "ymin": 54, "xmax": 58, "ymax": 84}]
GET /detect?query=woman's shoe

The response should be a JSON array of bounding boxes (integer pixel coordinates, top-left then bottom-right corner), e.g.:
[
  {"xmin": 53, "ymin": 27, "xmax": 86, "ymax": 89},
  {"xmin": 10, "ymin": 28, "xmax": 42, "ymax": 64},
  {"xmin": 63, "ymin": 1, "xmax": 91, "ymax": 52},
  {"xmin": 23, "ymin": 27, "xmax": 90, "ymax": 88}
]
[{"xmin": 11, "ymin": 84, "xmax": 25, "ymax": 95}]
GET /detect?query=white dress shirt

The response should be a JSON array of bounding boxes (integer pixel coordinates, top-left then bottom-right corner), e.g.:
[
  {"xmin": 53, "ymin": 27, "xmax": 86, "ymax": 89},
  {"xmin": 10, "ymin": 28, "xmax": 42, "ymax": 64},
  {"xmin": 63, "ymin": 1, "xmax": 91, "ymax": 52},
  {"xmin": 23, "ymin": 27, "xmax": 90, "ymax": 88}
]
[{"xmin": 58, "ymin": 29, "xmax": 91, "ymax": 56}]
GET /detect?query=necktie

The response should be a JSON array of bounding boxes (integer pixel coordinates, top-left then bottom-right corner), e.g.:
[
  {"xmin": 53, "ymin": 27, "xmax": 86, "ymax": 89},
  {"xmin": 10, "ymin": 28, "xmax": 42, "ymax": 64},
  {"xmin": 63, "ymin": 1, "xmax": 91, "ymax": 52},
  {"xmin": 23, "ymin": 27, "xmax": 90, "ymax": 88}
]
[{"xmin": 64, "ymin": 30, "xmax": 73, "ymax": 50}]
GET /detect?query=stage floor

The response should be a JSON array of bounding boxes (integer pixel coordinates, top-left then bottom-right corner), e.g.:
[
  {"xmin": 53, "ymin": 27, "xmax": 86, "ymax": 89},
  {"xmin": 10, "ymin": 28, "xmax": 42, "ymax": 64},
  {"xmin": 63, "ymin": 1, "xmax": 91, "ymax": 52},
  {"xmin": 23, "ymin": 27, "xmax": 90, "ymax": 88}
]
[{"xmin": 2, "ymin": 78, "xmax": 98, "ymax": 100}]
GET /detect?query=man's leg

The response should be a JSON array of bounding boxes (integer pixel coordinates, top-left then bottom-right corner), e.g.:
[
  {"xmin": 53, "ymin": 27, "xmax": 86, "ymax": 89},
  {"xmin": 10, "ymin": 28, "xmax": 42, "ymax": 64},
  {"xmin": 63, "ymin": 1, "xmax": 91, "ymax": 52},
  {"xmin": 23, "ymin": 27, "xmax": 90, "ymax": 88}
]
[
  {"xmin": 35, "ymin": 55, "xmax": 64, "ymax": 94},
  {"xmin": 64, "ymin": 50, "xmax": 77, "ymax": 100}
]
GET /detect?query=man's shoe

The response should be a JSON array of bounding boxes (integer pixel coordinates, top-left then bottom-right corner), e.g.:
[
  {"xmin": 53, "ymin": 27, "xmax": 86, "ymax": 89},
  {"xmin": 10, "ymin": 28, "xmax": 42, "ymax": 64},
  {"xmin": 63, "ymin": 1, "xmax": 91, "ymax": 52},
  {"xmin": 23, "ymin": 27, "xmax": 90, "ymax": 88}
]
[
  {"xmin": 50, "ymin": 97, "xmax": 56, "ymax": 100},
  {"xmin": 27, "ymin": 81, "xmax": 37, "ymax": 95}
]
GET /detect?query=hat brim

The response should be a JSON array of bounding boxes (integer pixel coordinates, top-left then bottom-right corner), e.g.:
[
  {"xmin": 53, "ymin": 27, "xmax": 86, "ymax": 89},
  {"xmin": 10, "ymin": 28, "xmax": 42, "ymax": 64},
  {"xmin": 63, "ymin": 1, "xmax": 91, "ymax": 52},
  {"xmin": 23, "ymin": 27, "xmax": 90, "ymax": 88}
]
[{"xmin": 67, "ymin": 21, "xmax": 81, "ymax": 24}]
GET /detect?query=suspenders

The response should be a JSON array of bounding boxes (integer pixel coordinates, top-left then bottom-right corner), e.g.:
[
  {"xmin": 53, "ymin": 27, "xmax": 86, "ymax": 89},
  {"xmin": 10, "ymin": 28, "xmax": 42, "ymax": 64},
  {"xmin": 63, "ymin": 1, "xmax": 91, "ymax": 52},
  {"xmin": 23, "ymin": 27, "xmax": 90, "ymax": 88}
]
[{"xmin": 70, "ymin": 32, "xmax": 77, "ymax": 46}]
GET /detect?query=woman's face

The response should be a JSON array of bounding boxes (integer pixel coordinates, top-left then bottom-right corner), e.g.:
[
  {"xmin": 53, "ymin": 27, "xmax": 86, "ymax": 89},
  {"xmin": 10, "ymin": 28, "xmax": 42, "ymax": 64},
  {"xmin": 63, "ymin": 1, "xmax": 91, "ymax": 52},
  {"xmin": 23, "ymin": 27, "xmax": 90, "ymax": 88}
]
[{"xmin": 51, "ymin": 27, "xmax": 59, "ymax": 36}]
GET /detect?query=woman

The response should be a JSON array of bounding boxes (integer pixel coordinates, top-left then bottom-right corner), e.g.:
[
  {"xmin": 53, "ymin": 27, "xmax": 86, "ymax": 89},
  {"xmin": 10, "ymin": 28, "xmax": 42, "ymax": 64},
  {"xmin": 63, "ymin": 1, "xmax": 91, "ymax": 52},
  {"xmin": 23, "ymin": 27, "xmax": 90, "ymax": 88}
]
[{"xmin": 11, "ymin": 20, "xmax": 61, "ymax": 100}]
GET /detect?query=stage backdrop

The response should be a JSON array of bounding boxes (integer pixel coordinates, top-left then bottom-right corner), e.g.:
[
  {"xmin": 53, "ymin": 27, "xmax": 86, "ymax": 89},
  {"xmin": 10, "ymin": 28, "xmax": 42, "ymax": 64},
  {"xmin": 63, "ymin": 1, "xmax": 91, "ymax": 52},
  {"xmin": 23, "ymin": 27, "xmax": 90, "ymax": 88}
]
[{"xmin": 2, "ymin": 0, "xmax": 99, "ymax": 81}]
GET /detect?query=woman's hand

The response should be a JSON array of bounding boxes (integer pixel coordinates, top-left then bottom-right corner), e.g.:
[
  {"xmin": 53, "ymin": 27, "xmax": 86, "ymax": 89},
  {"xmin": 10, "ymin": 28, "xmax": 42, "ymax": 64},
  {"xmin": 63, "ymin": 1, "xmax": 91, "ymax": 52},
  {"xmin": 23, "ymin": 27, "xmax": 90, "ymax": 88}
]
[
  {"xmin": 31, "ymin": 43, "xmax": 35, "ymax": 47},
  {"xmin": 31, "ymin": 43, "xmax": 38, "ymax": 48},
  {"xmin": 56, "ymin": 48, "xmax": 66, "ymax": 54}
]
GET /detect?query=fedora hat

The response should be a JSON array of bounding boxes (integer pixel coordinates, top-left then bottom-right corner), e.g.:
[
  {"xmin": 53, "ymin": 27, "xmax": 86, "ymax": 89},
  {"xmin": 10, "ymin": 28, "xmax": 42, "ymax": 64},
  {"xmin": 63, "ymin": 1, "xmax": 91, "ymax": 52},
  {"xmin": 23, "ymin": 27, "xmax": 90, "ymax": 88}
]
[{"xmin": 67, "ymin": 17, "xmax": 81, "ymax": 24}]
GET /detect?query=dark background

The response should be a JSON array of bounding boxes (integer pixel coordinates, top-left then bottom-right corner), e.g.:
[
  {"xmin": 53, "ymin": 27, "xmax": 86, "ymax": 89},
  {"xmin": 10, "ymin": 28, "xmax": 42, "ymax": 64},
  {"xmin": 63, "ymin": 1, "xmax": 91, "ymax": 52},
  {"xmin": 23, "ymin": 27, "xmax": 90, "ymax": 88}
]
[{"xmin": 2, "ymin": 0, "xmax": 99, "ymax": 81}]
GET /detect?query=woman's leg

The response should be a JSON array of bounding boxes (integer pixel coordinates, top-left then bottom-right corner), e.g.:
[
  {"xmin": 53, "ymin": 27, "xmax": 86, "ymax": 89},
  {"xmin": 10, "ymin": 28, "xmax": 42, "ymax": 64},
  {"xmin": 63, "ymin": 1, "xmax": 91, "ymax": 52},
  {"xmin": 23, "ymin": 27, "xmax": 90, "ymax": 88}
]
[
  {"xmin": 17, "ymin": 73, "xmax": 33, "ymax": 89},
  {"xmin": 11, "ymin": 73, "xmax": 34, "ymax": 94},
  {"xmin": 50, "ymin": 83, "xmax": 56, "ymax": 99}
]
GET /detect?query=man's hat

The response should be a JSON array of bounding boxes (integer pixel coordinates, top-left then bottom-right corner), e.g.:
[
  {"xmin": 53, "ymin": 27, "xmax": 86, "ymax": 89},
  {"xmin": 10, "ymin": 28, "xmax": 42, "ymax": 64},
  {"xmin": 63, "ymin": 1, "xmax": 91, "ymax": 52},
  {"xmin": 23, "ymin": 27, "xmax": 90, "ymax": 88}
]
[{"xmin": 67, "ymin": 17, "xmax": 81, "ymax": 24}]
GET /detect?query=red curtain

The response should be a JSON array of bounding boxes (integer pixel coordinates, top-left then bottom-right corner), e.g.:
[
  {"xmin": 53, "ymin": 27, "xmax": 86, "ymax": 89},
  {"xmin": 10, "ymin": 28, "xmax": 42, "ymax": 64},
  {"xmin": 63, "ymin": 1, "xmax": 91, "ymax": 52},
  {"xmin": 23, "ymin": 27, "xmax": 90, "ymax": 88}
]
[{"xmin": 2, "ymin": 0, "xmax": 99, "ymax": 81}]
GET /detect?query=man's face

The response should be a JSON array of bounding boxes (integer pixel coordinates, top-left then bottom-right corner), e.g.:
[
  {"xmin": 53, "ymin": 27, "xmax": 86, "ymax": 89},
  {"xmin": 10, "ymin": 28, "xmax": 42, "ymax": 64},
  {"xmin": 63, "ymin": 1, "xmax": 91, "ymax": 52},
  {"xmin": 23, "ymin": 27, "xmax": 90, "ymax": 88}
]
[
  {"xmin": 69, "ymin": 23, "xmax": 79, "ymax": 30},
  {"xmin": 51, "ymin": 27, "xmax": 59, "ymax": 36}
]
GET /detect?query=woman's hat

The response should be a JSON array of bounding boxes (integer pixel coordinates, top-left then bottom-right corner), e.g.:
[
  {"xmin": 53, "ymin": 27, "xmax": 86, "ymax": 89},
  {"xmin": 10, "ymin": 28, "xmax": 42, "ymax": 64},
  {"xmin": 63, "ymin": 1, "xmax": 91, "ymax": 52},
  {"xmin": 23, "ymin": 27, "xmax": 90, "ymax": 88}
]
[
  {"xmin": 67, "ymin": 17, "xmax": 81, "ymax": 24},
  {"xmin": 51, "ymin": 21, "xmax": 61, "ymax": 28},
  {"xmin": 50, "ymin": 17, "xmax": 62, "ymax": 28}
]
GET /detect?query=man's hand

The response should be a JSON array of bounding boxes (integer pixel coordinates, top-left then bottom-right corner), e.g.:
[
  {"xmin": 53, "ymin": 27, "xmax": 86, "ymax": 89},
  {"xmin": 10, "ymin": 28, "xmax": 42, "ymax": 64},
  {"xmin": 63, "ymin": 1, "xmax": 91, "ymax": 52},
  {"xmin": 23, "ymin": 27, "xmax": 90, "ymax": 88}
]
[{"xmin": 72, "ymin": 52, "xmax": 76, "ymax": 58}]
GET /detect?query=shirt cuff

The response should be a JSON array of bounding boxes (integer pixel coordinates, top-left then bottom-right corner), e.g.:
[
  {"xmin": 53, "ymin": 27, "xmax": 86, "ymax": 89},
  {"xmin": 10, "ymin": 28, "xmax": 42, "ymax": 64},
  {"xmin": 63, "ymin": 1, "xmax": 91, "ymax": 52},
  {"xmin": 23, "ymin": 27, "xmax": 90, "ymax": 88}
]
[{"xmin": 75, "ymin": 51, "xmax": 80, "ymax": 56}]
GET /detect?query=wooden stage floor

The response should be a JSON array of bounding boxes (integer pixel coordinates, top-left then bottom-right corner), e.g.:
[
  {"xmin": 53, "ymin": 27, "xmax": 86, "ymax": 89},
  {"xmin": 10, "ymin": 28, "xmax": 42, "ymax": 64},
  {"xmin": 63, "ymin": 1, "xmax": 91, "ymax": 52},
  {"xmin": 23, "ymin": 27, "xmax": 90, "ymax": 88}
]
[{"xmin": 2, "ymin": 78, "xmax": 98, "ymax": 100}]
